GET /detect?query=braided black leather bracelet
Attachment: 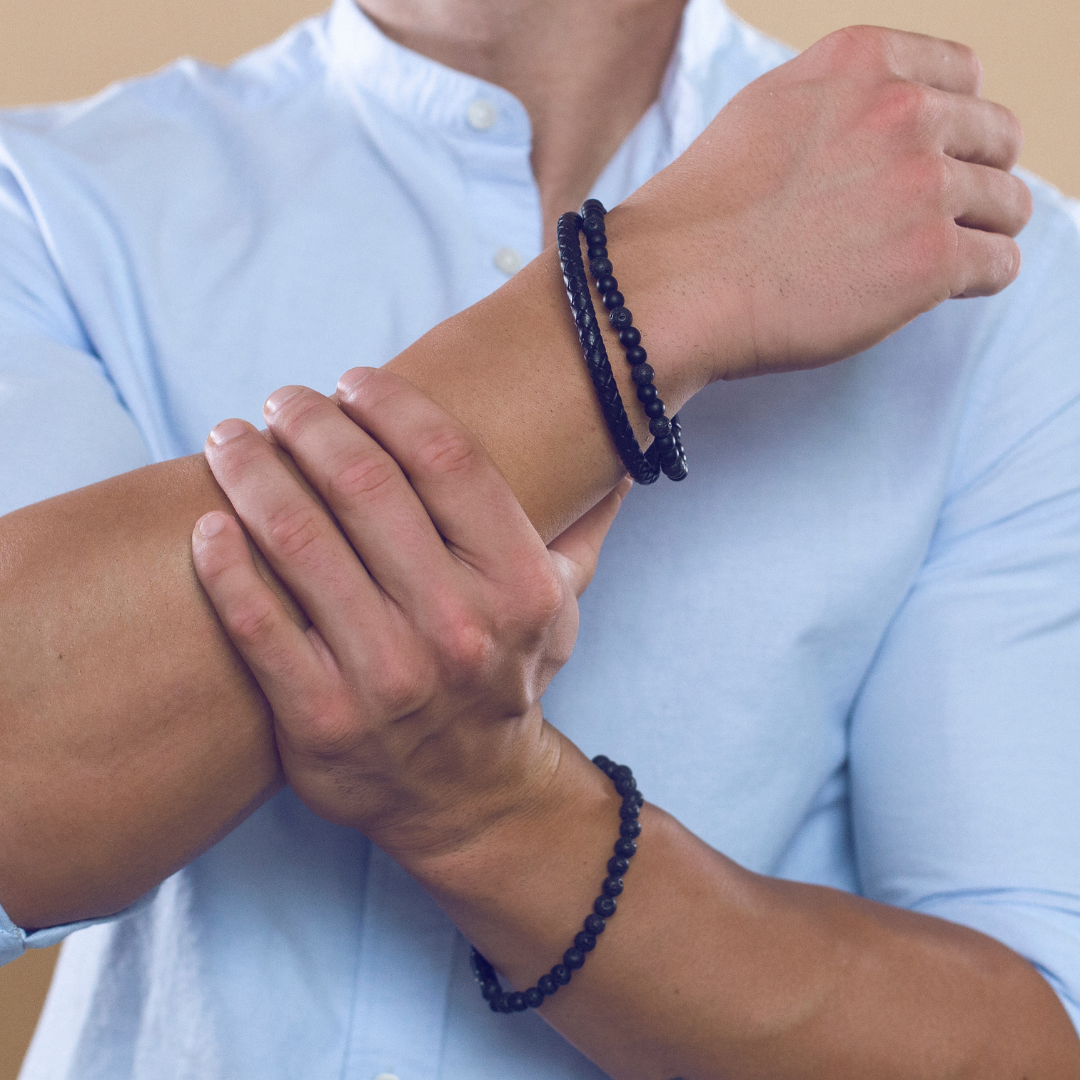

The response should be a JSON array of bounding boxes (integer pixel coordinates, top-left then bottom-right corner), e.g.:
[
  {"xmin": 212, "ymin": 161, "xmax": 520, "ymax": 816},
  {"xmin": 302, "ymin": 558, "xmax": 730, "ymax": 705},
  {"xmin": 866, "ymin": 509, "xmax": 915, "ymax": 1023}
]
[
  {"xmin": 556, "ymin": 211, "xmax": 661, "ymax": 484},
  {"xmin": 470, "ymin": 756, "xmax": 643, "ymax": 1013},
  {"xmin": 581, "ymin": 199, "xmax": 687, "ymax": 481}
]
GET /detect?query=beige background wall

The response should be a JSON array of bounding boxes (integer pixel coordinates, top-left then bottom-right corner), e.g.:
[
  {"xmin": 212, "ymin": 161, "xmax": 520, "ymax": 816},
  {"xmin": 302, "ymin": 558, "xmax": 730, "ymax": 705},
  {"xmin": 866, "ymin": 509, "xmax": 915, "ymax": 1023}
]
[{"xmin": 0, "ymin": 0, "xmax": 1077, "ymax": 1075}]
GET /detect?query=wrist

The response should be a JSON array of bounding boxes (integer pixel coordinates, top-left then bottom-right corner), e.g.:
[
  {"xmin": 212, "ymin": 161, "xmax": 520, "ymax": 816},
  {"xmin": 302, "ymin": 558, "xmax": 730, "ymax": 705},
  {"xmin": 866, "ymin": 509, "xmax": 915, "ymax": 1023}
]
[
  {"xmin": 404, "ymin": 729, "xmax": 614, "ymax": 907},
  {"xmin": 602, "ymin": 198, "xmax": 751, "ymax": 392}
]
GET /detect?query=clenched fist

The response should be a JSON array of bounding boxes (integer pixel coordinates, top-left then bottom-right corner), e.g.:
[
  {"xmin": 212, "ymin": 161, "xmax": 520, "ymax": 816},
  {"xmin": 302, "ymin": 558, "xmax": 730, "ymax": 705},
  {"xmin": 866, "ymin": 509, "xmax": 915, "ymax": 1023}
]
[{"xmin": 611, "ymin": 25, "xmax": 1032, "ymax": 381}]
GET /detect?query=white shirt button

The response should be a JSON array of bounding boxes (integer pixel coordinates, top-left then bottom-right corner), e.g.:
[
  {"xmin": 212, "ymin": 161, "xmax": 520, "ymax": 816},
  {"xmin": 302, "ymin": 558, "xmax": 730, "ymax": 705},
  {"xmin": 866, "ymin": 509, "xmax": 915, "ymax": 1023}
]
[
  {"xmin": 467, "ymin": 99, "xmax": 498, "ymax": 131},
  {"xmin": 494, "ymin": 247, "xmax": 523, "ymax": 276}
]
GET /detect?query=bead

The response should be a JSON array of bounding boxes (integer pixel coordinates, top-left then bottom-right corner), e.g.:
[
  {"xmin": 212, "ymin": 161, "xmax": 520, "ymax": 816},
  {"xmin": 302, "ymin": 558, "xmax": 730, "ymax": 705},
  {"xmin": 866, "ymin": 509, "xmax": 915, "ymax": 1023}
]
[
  {"xmin": 595, "ymin": 895, "xmax": 618, "ymax": 917},
  {"xmin": 587, "ymin": 245, "xmax": 608, "ymax": 260},
  {"xmin": 596, "ymin": 275, "xmax": 618, "ymax": 294},
  {"xmin": 582, "ymin": 216, "xmax": 605, "ymax": 238},
  {"xmin": 618, "ymin": 326, "xmax": 641, "ymax": 347},
  {"xmin": 654, "ymin": 433, "xmax": 676, "ymax": 451},
  {"xmin": 470, "ymin": 756, "xmax": 648, "ymax": 1018},
  {"xmin": 667, "ymin": 460, "xmax": 689, "ymax": 481},
  {"xmin": 584, "ymin": 913, "xmax": 606, "ymax": 935},
  {"xmin": 602, "ymin": 291, "xmax": 624, "ymax": 310},
  {"xmin": 609, "ymin": 306, "xmax": 633, "ymax": 330},
  {"xmin": 602, "ymin": 875, "xmax": 625, "ymax": 897},
  {"xmin": 589, "ymin": 257, "xmax": 613, "ymax": 279},
  {"xmin": 624, "ymin": 345, "xmax": 647, "ymax": 366},
  {"xmin": 631, "ymin": 363, "xmax": 655, "ymax": 386},
  {"xmin": 563, "ymin": 947, "xmax": 586, "ymax": 970},
  {"xmin": 581, "ymin": 198, "xmax": 607, "ymax": 217},
  {"xmin": 643, "ymin": 399, "xmax": 666, "ymax": 419},
  {"xmin": 636, "ymin": 383, "xmax": 658, "ymax": 404},
  {"xmin": 649, "ymin": 416, "xmax": 671, "ymax": 438}
]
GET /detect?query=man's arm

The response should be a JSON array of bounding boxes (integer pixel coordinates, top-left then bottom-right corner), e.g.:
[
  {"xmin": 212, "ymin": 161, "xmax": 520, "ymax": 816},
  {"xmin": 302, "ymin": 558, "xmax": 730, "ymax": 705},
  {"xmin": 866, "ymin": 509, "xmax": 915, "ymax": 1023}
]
[
  {"xmin": 0, "ymin": 27, "xmax": 1030, "ymax": 929},
  {"xmin": 194, "ymin": 354, "xmax": 1080, "ymax": 1079}
]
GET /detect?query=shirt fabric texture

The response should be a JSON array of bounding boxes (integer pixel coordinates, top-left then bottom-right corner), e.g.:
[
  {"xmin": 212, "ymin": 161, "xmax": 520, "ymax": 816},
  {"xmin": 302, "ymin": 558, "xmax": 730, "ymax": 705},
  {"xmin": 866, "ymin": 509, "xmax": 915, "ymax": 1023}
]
[{"xmin": 1, "ymin": 0, "xmax": 1079, "ymax": 1076}]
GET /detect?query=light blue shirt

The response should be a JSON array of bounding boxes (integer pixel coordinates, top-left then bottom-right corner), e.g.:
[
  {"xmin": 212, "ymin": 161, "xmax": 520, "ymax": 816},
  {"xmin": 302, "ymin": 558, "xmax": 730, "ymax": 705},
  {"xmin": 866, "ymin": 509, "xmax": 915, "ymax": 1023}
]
[{"xmin": 1, "ymin": 1, "xmax": 1078, "ymax": 1075}]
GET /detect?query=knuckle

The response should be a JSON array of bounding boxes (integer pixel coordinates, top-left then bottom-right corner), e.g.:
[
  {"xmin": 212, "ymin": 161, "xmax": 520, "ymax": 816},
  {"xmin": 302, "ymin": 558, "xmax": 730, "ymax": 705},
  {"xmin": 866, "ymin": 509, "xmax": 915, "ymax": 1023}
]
[
  {"xmin": 1010, "ymin": 175, "xmax": 1034, "ymax": 231},
  {"xmin": 266, "ymin": 504, "xmax": 330, "ymax": 560},
  {"xmin": 268, "ymin": 387, "xmax": 324, "ymax": 436},
  {"xmin": 415, "ymin": 426, "xmax": 477, "ymax": 478},
  {"xmin": 330, "ymin": 451, "xmax": 398, "ymax": 502},
  {"xmin": 907, "ymin": 218, "xmax": 960, "ymax": 296},
  {"xmin": 434, "ymin": 604, "xmax": 495, "ymax": 677},
  {"xmin": 993, "ymin": 240, "xmax": 1023, "ymax": 290},
  {"xmin": 868, "ymin": 80, "xmax": 937, "ymax": 140},
  {"xmin": 823, "ymin": 25, "xmax": 888, "ymax": 69},
  {"xmin": 291, "ymin": 693, "xmax": 358, "ymax": 758},
  {"xmin": 228, "ymin": 596, "xmax": 279, "ymax": 644},
  {"xmin": 517, "ymin": 565, "xmax": 566, "ymax": 631},
  {"xmin": 372, "ymin": 652, "xmax": 426, "ymax": 716},
  {"xmin": 953, "ymin": 41, "xmax": 983, "ymax": 90}
]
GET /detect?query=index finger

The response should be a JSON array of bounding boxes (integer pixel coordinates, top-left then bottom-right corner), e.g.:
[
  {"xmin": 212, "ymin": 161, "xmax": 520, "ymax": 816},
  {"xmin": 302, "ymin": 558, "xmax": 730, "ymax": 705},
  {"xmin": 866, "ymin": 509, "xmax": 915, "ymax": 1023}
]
[
  {"xmin": 877, "ymin": 27, "xmax": 984, "ymax": 95},
  {"xmin": 335, "ymin": 367, "xmax": 547, "ymax": 578}
]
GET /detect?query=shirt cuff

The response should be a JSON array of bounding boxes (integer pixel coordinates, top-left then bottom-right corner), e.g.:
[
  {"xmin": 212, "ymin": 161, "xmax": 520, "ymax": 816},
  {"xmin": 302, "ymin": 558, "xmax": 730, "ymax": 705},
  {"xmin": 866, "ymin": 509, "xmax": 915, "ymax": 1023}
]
[{"xmin": 0, "ymin": 887, "xmax": 160, "ymax": 968}]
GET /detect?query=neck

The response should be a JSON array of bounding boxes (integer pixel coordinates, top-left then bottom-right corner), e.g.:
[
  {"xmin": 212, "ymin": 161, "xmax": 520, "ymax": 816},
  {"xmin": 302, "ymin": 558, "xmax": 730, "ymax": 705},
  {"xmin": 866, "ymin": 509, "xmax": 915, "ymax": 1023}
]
[{"xmin": 357, "ymin": 0, "xmax": 688, "ymax": 245}]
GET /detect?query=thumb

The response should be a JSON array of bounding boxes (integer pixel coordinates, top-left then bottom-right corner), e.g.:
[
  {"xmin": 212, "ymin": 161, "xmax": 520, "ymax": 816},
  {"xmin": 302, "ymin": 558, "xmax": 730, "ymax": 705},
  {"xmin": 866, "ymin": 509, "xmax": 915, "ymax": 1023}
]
[{"xmin": 547, "ymin": 477, "xmax": 632, "ymax": 599}]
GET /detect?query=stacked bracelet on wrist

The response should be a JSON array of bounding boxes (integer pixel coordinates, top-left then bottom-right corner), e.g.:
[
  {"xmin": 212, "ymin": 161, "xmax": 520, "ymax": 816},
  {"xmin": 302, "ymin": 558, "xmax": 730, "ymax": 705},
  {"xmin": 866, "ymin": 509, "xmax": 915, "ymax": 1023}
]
[
  {"xmin": 556, "ymin": 202, "xmax": 687, "ymax": 483},
  {"xmin": 470, "ymin": 756, "xmax": 643, "ymax": 1014},
  {"xmin": 580, "ymin": 200, "xmax": 687, "ymax": 482}
]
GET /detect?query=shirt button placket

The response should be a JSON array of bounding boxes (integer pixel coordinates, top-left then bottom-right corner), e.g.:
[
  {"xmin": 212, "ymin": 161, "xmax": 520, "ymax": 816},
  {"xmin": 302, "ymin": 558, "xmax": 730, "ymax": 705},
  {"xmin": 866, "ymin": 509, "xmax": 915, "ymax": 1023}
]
[{"xmin": 466, "ymin": 98, "xmax": 498, "ymax": 131}]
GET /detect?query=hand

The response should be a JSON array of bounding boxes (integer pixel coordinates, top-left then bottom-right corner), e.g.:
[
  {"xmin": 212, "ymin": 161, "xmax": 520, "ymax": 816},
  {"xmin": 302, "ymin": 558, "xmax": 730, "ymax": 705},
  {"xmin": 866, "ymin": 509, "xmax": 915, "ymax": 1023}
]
[
  {"xmin": 610, "ymin": 25, "xmax": 1033, "ymax": 380},
  {"xmin": 190, "ymin": 368, "xmax": 629, "ymax": 861}
]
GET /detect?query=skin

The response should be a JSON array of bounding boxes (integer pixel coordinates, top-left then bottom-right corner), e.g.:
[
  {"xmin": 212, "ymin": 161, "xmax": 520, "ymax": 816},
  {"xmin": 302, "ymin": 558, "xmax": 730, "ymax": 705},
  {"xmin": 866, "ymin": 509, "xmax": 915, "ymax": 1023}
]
[{"xmin": 0, "ymin": 6, "xmax": 1072, "ymax": 1076}]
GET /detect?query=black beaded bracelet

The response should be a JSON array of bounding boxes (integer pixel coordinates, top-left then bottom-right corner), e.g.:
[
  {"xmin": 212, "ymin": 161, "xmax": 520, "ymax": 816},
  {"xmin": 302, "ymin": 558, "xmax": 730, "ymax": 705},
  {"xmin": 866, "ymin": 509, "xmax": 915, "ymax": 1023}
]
[
  {"xmin": 556, "ymin": 211, "xmax": 662, "ymax": 484},
  {"xmin": 470, "ymin": 756, "xmax": 643, "ymax": 1014},
  {"xmin": 581, "ymin": 199, "xmax": 687, "ymax": 482}
]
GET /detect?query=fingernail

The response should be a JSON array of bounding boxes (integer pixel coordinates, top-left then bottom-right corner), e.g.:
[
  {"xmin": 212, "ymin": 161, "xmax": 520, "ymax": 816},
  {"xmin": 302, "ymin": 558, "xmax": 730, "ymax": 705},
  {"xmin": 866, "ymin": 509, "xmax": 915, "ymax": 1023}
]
[
  {"xmin": 336, "ymin": 367, "xmax": 376, "ymax": 398},
  {"xmin": 264, "ymin": 385, "xmax": 304, "ymax": 415},
  {"xmin": 208, "ymin": 418, "xmax": 249, "ymax": 445},
  {"xmin": 195, "ymin": 512, "xmax": 228, "ymax": 538}
]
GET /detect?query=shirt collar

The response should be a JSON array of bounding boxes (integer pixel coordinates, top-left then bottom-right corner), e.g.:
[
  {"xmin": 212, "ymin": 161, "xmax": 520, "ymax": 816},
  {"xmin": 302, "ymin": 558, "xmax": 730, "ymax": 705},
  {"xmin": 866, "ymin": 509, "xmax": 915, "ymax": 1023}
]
[{"xmin": 322, "ymin": 0, "xmax": 734, "ymax": 157}]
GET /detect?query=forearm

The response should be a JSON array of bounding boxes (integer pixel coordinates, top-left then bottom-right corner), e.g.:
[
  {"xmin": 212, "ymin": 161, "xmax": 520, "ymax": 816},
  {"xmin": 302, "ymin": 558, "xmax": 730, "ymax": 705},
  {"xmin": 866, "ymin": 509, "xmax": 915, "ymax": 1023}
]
[
  {"xmin": 0, "ymin": 224, "xmax": 705, "ymax": 929},
  {"xmin": 414, "ymin": 732, "xmax": 1080, "ymax": 1080}
]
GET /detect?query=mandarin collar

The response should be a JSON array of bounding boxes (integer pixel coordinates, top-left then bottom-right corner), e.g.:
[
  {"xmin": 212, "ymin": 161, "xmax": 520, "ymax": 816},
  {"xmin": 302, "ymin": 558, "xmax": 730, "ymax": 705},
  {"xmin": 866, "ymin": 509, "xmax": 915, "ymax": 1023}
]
[{"xmin": 322, "ymin": 0, "xmax": 735, "ymax": 157}]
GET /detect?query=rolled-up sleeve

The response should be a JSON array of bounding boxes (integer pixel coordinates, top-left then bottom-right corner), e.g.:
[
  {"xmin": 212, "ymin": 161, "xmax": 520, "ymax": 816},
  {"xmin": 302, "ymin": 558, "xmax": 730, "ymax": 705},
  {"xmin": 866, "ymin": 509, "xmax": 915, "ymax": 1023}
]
[
  {"xmin": 0, "ymin": 144, "xmax": 154, "ymax": 962},
  {"xmin": 849, "ymin": 190, "xmax": 1080, "ymax": 1032},
  {"xmin": 0, "ymin": 150, "xmax": 150, "ymax": 516}
]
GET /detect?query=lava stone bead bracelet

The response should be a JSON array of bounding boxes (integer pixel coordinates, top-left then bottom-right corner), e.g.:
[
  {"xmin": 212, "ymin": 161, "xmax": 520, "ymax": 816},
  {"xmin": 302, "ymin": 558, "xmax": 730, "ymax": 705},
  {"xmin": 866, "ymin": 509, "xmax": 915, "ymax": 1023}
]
[
  {"xmin": 580, "ymin": 199, "xmax": 688, "ymax": 482},
  {"xmin": 470, "ymin": 756, "xmax": 643, "ymax": 1013},
  {"xmin": 557, "ymin": 210, "xmax": 662, "ymax": 484}
]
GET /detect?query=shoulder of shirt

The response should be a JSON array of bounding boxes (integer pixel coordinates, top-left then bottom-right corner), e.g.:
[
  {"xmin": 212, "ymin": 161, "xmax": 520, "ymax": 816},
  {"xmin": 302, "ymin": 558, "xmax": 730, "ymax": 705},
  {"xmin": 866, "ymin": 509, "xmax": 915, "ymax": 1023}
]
[{"xmin": 0, "ymin": 11, "xmax": 334, "ymax": 157}]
